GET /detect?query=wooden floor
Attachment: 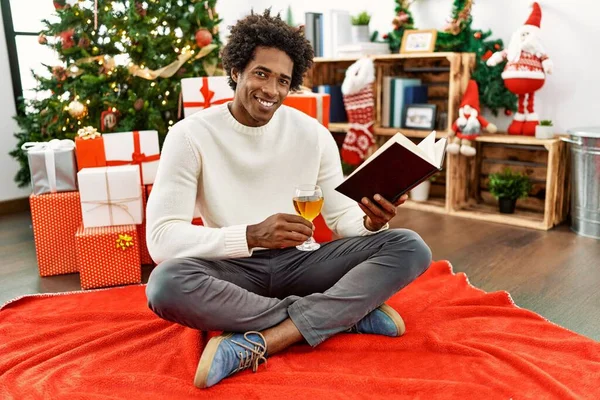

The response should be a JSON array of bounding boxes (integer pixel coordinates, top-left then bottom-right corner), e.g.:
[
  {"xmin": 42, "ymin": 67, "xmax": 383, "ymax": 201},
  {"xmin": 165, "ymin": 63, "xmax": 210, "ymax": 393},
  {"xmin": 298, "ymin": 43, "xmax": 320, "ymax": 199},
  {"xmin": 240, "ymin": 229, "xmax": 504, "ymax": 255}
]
[{"xmin": 1, "ymin": 209, "xmax": 599, "ymax": 341}]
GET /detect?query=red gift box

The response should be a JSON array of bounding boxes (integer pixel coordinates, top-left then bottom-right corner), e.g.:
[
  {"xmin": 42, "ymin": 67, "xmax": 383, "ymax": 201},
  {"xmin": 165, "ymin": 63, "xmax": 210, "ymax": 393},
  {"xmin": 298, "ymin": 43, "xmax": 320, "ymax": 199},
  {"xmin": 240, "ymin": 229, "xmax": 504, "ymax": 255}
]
[
  {"xmin": 75, "ymin": 224, "xmax": 141, "ymax": 290},
  {"xmin": 30, "ymin": 192, "xmax": 82, "ymax": 276},
  {"xmin": 75, "ymin": 136, "xmax": 106, "ymax": 171},
  {"xmin": 283, "ymin": 92, "xmax": 331, "ymax": 128}
]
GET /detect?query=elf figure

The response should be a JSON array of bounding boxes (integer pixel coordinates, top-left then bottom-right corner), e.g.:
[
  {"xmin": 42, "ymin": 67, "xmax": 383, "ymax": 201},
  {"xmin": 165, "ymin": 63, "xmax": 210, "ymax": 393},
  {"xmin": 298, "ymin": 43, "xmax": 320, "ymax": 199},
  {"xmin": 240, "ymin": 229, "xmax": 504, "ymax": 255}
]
[
  {"xmin": 340, "ymin": 58, "xmax": 376, "ymax": 166},
  {"xmin": 486, "ymin": 2, "xmax": 553, "ymax": 136},
  {"xmin": 447, "ymin": 80, "xmax": 497, "ymax": 157}
]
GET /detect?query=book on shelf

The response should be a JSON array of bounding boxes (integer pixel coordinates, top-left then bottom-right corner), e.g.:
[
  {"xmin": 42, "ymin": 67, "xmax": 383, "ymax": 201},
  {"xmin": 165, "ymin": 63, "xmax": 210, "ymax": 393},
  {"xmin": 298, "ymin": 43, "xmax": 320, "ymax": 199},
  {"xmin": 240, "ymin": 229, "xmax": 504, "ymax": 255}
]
[
  {"xmin": 335, "ymin": 131, "xmax": 447, "ymax": 204},
  {"xmin": 305, "ymin": 12, "xmax": 324, "ymax": 57}
]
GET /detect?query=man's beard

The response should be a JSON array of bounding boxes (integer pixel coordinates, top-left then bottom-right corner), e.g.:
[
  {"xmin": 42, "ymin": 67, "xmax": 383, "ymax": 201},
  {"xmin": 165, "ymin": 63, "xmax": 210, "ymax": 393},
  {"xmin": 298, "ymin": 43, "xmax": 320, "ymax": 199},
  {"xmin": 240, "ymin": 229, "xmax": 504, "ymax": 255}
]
[{"xmin": 459, "ymin": 115, "xmax": 481, "ymax": 134}]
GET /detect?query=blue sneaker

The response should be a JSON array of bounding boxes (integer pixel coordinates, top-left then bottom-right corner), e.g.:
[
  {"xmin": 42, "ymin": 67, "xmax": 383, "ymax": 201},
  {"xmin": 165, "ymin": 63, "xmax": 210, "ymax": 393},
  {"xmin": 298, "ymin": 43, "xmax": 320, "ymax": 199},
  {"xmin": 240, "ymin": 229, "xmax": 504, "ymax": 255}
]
[
  {"xmin": 350, "ymin": 304, "xmax": 406, "ymax": 337},
  {"xmin": 194, "ymin": 331, "xmax": 267, "ymax": 389}
]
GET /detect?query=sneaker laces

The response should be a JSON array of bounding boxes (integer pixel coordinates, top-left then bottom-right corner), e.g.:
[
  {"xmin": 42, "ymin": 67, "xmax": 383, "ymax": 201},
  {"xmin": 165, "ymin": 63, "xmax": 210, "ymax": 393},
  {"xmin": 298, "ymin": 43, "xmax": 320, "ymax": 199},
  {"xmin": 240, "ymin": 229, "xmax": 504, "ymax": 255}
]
[{"xmin": 231, "ymin": 331, "xmax": 267, "ymax": 373}]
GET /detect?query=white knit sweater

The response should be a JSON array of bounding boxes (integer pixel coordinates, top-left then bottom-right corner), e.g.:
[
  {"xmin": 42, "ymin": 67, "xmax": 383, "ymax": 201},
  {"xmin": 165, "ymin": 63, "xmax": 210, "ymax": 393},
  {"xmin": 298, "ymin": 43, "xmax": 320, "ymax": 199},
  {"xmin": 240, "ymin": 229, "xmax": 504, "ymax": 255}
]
[{"xmin": 146, "ymin": 103, "xmax": 384, "ymax": 263}]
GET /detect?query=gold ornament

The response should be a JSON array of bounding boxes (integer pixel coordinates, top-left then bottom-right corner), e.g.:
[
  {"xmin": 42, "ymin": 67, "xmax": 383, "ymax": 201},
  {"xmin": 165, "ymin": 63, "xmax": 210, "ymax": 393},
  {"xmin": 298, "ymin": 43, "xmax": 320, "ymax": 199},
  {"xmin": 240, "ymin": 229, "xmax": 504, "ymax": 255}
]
[{"xmin": 68, "ymin": 100, "xmax": 88, "ymax": 119}]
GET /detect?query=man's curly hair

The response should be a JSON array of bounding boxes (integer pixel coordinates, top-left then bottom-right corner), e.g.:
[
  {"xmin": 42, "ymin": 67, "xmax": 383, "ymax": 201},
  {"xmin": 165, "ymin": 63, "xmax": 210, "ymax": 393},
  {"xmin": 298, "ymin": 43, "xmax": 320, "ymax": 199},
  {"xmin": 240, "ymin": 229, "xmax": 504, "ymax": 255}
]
[{"xmin": 221, "ymin": 9, "xmax": 314, "ymax": 92}]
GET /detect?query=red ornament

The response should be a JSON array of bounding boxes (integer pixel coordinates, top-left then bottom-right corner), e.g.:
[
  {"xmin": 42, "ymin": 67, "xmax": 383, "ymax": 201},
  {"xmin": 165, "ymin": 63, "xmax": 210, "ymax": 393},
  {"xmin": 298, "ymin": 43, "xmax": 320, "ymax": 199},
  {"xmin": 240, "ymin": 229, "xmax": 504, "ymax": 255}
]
[
  {"xmin": 38, "ymin": 34, "xmax": 47, "ymax": 45},
  {"xmin": 474, "ymin": 32, "xmax": 482, "ymax": 39},
  {"xmin": 505, "ymin": 109, "xmax": 513, "ymax": 116},
  {"xmin": 53, "ymin": 0, "xmax": 66, "ymax": 10},
  {"xmin": 494, "ymin": 43, "xmax": 501, "ymax": 50},
  {"xmin": 482, "ymin": 50, "xmax": 493, "ymax": 61},
  {"xmin": 195, "ymin": 28, "xmax": 213, "ymax": 47},
  {"xmin": 135, "ymin": 2, "xmax": 147, "ymax": 17},
  {"xmin": 58, "ymin": 29, "xmax": 75, "ymax": 49},
  {"xmin": 101, "ymin": 109, "xmax": 119, "ymax": 131},
  {"xmin": 382, "ymin": 33, "xmax": 389, "ymax": 39}
]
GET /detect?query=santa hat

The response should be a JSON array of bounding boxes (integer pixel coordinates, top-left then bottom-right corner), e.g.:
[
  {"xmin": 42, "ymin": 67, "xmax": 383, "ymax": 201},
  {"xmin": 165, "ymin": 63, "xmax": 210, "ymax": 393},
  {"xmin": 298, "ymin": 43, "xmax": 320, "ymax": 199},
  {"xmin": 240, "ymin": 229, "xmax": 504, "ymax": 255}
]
[
  {"xmin": 460, "ymin": 80, "xmax": 480, "ymax": 113},
  {"xmin": 525, "ymin": 2, "xmax": 542, "ymax": 28}
]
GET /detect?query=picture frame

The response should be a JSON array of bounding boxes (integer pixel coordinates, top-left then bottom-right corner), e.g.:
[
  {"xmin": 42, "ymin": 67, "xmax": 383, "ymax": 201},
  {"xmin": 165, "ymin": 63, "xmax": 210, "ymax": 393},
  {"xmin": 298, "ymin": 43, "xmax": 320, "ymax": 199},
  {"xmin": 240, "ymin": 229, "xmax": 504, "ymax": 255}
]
[
  {"xmin": 403, "ymin": 104, "xmax": 437, "ymax": 130},
  {"xmin": 400, "ymin": 29, "xmax": 438, "ymax": 54}
]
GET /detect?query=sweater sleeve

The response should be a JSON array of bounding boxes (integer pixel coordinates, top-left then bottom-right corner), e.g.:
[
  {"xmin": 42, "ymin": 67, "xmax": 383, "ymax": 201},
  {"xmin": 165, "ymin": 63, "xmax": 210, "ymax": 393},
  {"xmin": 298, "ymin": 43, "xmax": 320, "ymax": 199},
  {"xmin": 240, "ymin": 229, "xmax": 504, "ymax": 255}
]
[
  {"xmin": 315, "ymin": 125, "xmax": 388, "ymax": 237},
  {"xmin": 146, "ymin": 121, "xmax": 251, "ymax": 263}
]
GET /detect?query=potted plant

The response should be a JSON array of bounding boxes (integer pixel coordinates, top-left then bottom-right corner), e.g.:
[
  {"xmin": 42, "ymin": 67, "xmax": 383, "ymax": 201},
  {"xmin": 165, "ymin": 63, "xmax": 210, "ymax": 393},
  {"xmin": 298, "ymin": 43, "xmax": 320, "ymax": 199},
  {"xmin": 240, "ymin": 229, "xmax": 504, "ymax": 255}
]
[
  {"xmin": 488, "ymin": 169, "xmax": 532, "ymax": 214},
  {"xmin": 535, "ymin": 120, "xmax": 554, "ymax": 139},
  {"xmin": 410, "ymin": 175, "xmax": 436, "ymax": 202},
  {"xmin": 351, "ymin": 11, "xmax": 371, "ymax": 43}
]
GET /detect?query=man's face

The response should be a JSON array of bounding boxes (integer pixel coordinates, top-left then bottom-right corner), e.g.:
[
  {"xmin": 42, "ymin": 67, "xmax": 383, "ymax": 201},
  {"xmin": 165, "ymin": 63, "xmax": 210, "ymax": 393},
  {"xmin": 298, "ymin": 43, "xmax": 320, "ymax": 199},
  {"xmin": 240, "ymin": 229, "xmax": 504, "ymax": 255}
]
[{"xmin": 231, "ymin": 46, "xmax": 294, "ymax": 127}]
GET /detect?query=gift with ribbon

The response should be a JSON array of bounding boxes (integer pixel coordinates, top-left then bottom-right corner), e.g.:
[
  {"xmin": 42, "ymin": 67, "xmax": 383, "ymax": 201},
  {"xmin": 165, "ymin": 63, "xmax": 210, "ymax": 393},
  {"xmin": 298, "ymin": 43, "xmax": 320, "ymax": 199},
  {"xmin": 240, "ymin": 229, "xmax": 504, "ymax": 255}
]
[
  {"xmin": 21, "ymin": 139, "xmax": 78, "ymax": 195},
  {"xmin": 75, "ymin": 126, "xmax": 107, "ymax": 171},
  {"xmin": 181, "ymin": 76, "xmax": 234, "ymax": 118},
  {"xmin": 29, "ymin": 191, "xmax": 82, "ymax": 276},
  {"xmin": 75, "ymin": 224, "xmax": 141, "ymax": 290},
  {"xmin": 78, "ymin": 165, "xmax": 143, "ymax": 228},
  {"xmin": 103, "ymin": 130, "xmax": 160, "ymax": 185},
  {"xmin": 283, "ymin": 88, "xmax": 331, "ymax": 128}
]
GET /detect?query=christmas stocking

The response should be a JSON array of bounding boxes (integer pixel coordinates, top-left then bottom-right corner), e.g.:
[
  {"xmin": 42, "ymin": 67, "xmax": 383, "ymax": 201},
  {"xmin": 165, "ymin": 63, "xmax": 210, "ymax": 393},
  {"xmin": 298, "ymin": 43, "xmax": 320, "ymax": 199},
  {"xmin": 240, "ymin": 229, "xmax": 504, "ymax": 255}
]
[
  {"xmin": 341, "ymin": 58, "xmax": 376, "ymax": 166},
  {"xmin": 341, "ymin": 85, "xmax": 375, "ymax": 165}
]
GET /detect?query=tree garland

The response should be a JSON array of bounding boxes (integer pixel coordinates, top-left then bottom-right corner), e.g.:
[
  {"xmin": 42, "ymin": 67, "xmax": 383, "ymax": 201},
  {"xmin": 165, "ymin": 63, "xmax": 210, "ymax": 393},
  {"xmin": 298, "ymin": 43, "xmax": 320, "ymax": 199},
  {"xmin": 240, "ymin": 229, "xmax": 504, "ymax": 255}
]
[{"xmin": 384, "ymin": 0, "xmax": 516, "ymax": 115}]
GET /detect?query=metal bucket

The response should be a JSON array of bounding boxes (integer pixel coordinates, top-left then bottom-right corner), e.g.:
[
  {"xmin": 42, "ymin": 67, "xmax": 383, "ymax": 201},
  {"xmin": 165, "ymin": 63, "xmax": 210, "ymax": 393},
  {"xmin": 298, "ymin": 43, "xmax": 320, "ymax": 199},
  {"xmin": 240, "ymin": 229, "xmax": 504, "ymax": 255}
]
[{"xmin": 563, "ymin": 127, "xmax": 600, "ymax": 239}]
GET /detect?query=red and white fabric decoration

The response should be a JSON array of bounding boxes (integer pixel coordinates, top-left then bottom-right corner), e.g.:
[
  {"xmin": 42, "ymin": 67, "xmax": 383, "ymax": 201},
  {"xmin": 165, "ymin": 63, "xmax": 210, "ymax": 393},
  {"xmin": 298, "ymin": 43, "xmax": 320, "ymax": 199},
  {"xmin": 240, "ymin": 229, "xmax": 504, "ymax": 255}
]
[{"xmin": 341, "ymin": 58, "xmax": 376, "ymax": 166}]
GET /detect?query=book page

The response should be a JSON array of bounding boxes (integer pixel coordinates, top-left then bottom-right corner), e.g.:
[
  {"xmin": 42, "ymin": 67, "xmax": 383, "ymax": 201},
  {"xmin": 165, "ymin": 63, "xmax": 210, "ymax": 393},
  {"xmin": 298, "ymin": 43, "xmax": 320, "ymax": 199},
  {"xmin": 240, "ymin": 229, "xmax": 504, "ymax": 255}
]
[
  {"xmin": 393, "ymin": 133, "xmax": 435, "ymax": 165},
  {"xmin": 434, "ymin": 138, "xmax": 447, "ymax": 167},
  {"xmin": 416, "ymin": 131, "xmax": 436, "ymax": 164}
]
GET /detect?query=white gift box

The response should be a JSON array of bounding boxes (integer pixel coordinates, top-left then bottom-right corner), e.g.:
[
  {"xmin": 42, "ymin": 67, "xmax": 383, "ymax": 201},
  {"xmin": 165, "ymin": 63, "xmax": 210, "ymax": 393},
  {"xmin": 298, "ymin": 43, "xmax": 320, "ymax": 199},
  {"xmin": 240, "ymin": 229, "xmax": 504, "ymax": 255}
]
[
  {"xmin": 181, "ymin": 76, "xmax": 234, "ymax": 118},
  {"xmin": 103, "ymin": 130, "xmax": 160, "ymax": 185},
  {"xmin": 78, "ymin": 166, "xmax": 143, "ymax": 228}
]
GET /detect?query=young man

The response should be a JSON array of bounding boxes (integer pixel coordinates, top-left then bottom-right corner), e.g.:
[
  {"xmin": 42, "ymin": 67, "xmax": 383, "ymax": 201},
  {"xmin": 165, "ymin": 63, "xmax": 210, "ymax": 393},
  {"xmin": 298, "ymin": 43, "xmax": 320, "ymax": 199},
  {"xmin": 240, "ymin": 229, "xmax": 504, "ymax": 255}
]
[{"xmin": 145, "ymin": 10, "xmax": 432, "ymax": 389}]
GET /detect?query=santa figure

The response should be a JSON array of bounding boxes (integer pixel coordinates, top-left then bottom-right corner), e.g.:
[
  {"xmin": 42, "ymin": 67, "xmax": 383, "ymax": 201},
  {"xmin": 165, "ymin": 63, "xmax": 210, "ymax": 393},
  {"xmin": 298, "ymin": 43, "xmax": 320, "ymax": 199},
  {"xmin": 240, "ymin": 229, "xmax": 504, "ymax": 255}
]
[
  {"xmin": 486, "ymin": 2, "xmax": 553, "ymax": 136},
  {"xmin": 447, "ymin": 80, "xmax": 497, "ymax": 157}
]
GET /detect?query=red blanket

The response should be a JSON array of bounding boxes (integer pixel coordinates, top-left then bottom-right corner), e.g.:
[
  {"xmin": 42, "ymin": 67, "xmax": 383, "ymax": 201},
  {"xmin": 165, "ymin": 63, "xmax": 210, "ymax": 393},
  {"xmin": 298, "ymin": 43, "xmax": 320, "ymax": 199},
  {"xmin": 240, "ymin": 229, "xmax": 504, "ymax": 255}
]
[{"xmin": 1, "ymin": 261, "xmax": 599, "ymax": 399}]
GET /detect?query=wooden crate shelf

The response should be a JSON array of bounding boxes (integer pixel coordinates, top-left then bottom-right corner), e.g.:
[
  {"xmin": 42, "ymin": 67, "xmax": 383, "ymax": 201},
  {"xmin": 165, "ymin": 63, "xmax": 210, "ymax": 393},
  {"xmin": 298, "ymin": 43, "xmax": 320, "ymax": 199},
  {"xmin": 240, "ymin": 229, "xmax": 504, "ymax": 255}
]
[
  {"xmin": 304, "ymin": 54, "xmax": 570, "ymax": 231},
  {"xmin": 448, "ymin": 136, "xmax": 569, "ymax": 230}
]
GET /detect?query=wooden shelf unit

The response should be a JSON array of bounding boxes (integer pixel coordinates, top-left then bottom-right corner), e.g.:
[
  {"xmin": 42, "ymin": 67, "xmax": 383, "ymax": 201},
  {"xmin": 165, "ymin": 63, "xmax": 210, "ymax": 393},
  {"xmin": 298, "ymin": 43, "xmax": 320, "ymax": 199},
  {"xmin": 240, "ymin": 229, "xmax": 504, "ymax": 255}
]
[
  {"xmin": 448, "ymin": 134, "xmax": 570, "ymax": 230},
  {"xmin": 303, "ymin": 54, "xmax": 570, "ymax": 230}
]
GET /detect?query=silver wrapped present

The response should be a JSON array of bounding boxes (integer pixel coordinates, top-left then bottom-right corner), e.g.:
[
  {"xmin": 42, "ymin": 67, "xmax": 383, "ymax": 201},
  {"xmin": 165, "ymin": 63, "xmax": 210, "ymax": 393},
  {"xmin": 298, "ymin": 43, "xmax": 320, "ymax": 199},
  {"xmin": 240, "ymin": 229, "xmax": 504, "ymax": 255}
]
[{"xmin": 21, "ymin": 139, "xmax": 78, "ymax": 195}]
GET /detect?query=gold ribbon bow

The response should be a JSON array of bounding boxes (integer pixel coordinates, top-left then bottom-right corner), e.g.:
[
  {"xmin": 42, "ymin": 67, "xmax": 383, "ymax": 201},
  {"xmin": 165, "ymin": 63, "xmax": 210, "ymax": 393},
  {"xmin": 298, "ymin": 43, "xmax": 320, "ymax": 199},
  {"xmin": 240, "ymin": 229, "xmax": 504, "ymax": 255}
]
[{"xmin": 116, "ymin": 233, "xmax": 134, "ymax": 250}]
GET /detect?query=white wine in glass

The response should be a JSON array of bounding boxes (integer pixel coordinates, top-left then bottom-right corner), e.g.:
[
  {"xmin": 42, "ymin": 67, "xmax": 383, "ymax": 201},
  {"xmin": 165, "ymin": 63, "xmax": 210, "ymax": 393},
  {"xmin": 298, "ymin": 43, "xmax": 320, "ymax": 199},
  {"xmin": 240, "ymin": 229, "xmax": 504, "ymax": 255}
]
[{"xmin": 293, "ymin": 184, "xmax": 324, "ymax": 251}]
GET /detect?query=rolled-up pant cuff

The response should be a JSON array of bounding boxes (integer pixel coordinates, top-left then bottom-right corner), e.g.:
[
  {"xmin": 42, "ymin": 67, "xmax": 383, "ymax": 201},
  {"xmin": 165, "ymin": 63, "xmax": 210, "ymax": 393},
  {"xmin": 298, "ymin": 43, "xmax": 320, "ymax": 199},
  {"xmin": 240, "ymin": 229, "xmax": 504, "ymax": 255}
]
[{"xmin": 287, "ymin": 302, "xmax": 324, "ymax": 347}]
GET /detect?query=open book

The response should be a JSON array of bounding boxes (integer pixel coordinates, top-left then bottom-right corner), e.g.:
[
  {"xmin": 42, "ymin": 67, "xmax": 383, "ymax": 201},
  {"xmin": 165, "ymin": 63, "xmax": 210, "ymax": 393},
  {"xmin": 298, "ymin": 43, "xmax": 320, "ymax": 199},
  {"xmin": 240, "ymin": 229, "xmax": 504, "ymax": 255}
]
[{"xmin": 335, "ymin": 131, "xmax": 447, "ymax": 204}]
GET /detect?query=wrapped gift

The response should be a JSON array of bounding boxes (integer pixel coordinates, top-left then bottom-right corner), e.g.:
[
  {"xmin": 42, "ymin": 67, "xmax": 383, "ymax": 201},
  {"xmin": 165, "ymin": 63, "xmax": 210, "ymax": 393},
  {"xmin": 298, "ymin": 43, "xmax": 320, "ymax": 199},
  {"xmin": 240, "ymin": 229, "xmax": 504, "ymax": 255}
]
[
  {"xmin": 21, "ymin": 139, "xmax": 78, "ymax": 195},
  {"xmin": 30, "ymin": 191, "xmax": 82, "ymax": 276},
  {"xmin": 75, "ymin": 224, "xmax": 141, "ymax": 289},
  {"xmin": 75, "ymin": 136, "xmax": 106, "ymax": 170},
  {"xmin": 75, "ymin": 127, "xmax": 106, "ymax": 171},
  {"xmin": 103, "ymin": 130, "xmax": 160, "ymax": 185},
  {"xmin": 78, "ymin": 166, "xmax": 143, "ymax": 228},
  {"xmin": 181, "ymin": 76, "xmax": 234, "ymax": 118},
  {"xmin": 283, "ymin": 91, "xmax": 331, "ymax": 128},
  {"xmin": 138, "ymin": 186, "xmax": 154, "ymax": 265}
]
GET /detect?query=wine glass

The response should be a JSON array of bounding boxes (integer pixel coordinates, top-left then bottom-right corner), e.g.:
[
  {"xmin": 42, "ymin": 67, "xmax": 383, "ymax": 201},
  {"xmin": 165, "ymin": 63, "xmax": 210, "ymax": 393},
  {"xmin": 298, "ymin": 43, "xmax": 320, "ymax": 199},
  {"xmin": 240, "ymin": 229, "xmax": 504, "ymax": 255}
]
[{"xmin": 293, "ymin": 184, "xmax": 324, "ymax": 251}]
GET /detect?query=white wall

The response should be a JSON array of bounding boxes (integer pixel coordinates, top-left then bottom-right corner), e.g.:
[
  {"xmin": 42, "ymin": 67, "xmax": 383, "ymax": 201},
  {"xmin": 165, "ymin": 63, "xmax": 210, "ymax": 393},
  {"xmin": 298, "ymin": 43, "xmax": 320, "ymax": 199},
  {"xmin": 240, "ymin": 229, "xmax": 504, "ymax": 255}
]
[
  {"xmin": 0, "ymin": 3, "xmax": 29, "ymax": 202},
  {"xmin": 1, "ymin": 1, "xmax": 598, "ymax": 201}
]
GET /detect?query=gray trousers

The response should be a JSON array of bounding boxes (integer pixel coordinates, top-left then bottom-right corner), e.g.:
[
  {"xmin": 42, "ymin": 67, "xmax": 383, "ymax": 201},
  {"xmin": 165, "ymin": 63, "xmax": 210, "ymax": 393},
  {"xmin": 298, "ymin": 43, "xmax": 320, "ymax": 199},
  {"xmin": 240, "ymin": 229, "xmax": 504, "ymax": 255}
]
[{"xmin": 146, "ymin": 229, "xmax": 431, "ymax": 347}]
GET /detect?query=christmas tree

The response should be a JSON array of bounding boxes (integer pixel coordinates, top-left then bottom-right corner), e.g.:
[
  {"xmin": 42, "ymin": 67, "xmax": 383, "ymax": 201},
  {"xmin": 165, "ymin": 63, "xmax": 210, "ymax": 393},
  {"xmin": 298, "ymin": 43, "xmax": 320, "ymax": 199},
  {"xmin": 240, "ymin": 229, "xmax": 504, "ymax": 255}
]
[
  {"xmin": 385, "ymin": 0, "xmax": 516, "ymax": 116},
  {"xmin": 10, "ymin": 0, "xmax": 222, "ymax": 188}
]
